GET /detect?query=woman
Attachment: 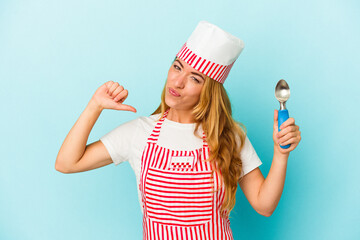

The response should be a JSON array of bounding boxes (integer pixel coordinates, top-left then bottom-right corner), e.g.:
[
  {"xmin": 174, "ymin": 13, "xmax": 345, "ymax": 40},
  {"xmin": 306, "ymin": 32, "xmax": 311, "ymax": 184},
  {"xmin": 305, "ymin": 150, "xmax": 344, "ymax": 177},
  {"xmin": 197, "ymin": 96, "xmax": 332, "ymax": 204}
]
[{"xmin": 55, "ymin": 21, "xmax": 301, "ymax": 239}]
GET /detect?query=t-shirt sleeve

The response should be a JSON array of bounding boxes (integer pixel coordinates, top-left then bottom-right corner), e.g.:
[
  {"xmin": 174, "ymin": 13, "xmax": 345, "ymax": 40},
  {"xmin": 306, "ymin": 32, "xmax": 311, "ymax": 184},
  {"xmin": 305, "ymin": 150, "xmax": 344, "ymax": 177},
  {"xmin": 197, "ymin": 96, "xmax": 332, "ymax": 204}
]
[
  {"xmin": 99, "ymin": 118, "xmax": 139, "ymax": 166},
  {"xmin": 240, "ymin": 135, "xmax": 263, "ymax": 177}
]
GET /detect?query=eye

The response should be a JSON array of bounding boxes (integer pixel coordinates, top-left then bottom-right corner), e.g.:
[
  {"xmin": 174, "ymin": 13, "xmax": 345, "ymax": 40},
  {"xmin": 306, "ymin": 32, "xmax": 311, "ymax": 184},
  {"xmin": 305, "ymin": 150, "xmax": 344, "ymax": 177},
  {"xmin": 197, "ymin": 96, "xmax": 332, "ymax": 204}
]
[
  {"xmin": 173, "ymin": 64, "xmax": 181, "ymax": 70},
  {"xmin": 192, "ymin": 77, "xmax": 200, "ymax": 83}
]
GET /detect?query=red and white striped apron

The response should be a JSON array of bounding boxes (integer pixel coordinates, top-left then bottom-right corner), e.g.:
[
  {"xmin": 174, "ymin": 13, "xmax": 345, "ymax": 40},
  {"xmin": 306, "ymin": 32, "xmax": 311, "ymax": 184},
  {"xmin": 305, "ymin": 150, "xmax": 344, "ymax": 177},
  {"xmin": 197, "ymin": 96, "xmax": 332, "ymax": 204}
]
[{"xmin": 139, "ymin": 109, "xmax": 234, "ymax": 240}]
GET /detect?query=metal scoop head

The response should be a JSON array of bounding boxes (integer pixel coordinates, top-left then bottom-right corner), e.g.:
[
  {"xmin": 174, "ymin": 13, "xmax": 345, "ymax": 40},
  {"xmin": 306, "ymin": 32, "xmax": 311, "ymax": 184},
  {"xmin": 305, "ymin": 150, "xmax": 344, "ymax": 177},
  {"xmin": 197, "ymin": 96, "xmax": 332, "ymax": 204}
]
[{"xmin": 275, "ymin": 79, "xmax": 290, "ymax": 110}]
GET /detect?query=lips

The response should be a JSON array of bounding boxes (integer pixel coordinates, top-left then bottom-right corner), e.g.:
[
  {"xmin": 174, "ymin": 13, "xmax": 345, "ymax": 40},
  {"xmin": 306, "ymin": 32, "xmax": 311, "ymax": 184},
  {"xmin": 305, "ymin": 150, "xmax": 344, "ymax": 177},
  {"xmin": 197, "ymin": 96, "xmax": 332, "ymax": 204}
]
[{"xmin": 169, "ymin": 87, "xmax": 180, "ymax": 97}]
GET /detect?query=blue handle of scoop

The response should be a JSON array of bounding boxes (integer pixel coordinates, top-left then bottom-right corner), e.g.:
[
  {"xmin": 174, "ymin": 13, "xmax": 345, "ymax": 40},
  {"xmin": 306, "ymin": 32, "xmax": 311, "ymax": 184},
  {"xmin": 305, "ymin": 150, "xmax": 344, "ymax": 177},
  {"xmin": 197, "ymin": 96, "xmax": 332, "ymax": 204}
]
[{"xmin": 278, "ymin": 109, "xmax": 290, "ymax": 149}]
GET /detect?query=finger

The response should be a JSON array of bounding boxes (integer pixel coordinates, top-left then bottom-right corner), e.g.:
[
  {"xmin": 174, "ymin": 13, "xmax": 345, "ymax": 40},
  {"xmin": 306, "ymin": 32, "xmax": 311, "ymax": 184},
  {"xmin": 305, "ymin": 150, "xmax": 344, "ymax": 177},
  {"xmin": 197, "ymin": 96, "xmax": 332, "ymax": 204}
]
[
  {"xmin": 114, "ymin": 89, "xmax": 128, "ymax": 102},
  {"xmin": 273, "ymin": 109, "xmax": 278, "ymax": 131},
  {"xmin": 108, "ymin": 82, "xmax": 120, "ymax": 96},
  {"xmin": 281, "ymin": 131, "xmax": 301, "ymax": 145},
  {"xmin": 279, "ymin": 143, "xmax": 297, "ymax": 152},
  {"xmin": 274, "ymin": 109, "xmax": 278, "ymax": 122},
  {"xmin": 277, "ymin": 125, "xmax": 298, "ymax": 138},
  {"xmin": 276, "ymin": 144, "xmax": 291, "ymax": 154},
  {"xmin": 105, "ymin": 81, "xmax": 114, "ymax": 92},
  {"xmin": 281, "ymin": 138, "xmax": 298, "ymax": 149},
  {"xmin": 278, "ymin": 132, "xmax": 298, "ymax": 145},
  {"xmin": 111, "ymin": 85, "xmax": 125, "ymax": 99},
  {"xmin": 276, "ymin": 143, "xmax": 296, "ymax": 154},
  {"xmin": 279, "ymin": 117, "xmax": 295, "ymax": 130},
  {"xmin": 284, "ymin": 143, "xmax": 296, "ymax": 153}
]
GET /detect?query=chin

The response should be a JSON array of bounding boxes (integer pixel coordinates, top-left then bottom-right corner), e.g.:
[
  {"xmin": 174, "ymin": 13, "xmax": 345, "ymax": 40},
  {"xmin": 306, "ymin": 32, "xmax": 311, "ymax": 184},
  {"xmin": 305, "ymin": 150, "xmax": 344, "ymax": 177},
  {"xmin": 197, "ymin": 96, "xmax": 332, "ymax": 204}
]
[{"xmin": 164, "ymin": 96, "xmax": 175, "ymax": 109}]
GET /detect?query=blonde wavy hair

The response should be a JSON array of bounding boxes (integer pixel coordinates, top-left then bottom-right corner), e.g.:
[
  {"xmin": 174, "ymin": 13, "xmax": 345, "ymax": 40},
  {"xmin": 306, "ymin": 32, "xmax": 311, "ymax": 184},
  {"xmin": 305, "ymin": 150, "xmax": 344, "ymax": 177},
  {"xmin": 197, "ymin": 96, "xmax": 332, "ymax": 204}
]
[{"xmin": 151, "ymin": 61, "xmax": 247, "ymax": 218}]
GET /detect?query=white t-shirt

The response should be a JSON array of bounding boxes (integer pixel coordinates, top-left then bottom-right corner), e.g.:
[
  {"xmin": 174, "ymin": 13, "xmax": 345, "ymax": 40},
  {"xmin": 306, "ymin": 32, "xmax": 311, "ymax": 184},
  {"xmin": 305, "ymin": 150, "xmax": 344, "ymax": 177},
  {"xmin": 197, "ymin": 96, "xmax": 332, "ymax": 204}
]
[{"xmin": 99, "ymin": 113, "xmax": 262, "ymax": 212}]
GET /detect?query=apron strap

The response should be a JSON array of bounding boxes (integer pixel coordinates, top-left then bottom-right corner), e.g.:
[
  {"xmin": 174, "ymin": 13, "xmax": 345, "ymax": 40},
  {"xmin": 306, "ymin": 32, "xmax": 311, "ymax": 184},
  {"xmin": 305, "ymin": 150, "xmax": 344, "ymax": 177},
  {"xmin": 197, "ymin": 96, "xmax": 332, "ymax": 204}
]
[{"xmin": 146, "ymin": 109, "xmax": 170, "ymax": 143}]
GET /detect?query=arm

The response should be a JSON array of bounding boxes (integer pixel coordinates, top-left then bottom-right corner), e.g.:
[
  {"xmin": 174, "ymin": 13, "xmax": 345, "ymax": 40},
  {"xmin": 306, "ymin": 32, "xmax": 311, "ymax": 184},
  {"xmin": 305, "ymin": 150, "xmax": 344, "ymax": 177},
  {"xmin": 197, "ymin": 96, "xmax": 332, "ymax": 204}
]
[
  {"xmin": 55, "ymin": 81, "xmax": 137, "ymax": 173},
  {"xmin": 238, "ymin": 110, "xmax": 301, "ymax": 216},
  {"xmin": 238, "ymin": 148, "xmax": 288, "ymax": 217},
  {"xmin": 55, "ymin": 100, "xmax": 111, "ymax": 173}
]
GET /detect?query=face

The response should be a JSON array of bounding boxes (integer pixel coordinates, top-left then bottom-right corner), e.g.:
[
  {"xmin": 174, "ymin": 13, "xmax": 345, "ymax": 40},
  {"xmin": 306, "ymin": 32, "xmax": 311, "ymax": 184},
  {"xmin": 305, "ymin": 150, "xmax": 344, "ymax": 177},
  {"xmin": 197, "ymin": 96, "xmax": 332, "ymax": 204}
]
[{"xmin": 165, "ymin": 57, "xmax": 207, "ymax": 111}]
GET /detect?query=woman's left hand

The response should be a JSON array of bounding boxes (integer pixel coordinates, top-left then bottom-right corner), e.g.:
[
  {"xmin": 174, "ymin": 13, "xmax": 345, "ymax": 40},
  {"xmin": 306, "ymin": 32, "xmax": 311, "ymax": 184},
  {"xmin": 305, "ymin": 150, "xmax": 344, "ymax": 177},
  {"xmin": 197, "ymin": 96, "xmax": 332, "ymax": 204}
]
[{"xmin": 273, "ymin": 109, "xmax": 301, "ymax": 155}]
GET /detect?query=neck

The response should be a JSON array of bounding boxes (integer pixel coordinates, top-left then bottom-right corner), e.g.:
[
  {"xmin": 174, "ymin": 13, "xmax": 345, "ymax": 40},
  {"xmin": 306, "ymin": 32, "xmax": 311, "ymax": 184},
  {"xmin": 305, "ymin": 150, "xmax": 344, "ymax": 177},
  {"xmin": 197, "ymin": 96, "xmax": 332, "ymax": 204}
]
[{"xmin": 166, "ymin": 108, "xmax": 196, "ymax": 123}]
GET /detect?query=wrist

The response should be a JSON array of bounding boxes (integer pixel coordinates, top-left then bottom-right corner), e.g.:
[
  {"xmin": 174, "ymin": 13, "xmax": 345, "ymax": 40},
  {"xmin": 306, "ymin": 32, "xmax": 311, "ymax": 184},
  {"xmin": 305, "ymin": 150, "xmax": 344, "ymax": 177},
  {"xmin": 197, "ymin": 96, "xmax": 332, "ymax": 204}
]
[
  {"xmin": 273, "ymin": 144, "xmax": 290, "ymax": 159},
  {"xmin": 88, "ymin": 98, "xmax": 103, "ymax": 113}
]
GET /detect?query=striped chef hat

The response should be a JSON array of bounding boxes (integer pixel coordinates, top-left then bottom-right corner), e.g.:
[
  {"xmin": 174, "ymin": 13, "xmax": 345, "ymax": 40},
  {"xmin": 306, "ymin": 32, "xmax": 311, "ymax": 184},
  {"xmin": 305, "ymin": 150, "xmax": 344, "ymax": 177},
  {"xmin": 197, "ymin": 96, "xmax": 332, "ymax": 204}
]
[{"xmin": 176, "ymin": 21, "xmax": 245, "ymax": 84}]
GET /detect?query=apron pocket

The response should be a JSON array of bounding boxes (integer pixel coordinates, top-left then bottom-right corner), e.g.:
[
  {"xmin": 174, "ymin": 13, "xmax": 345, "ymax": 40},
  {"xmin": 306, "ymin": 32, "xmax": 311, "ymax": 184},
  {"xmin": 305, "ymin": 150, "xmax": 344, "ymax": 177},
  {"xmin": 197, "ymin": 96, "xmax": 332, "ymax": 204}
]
[{"xmin": 144, "ymin": 167, "xmax": 214, "ymax": 227}]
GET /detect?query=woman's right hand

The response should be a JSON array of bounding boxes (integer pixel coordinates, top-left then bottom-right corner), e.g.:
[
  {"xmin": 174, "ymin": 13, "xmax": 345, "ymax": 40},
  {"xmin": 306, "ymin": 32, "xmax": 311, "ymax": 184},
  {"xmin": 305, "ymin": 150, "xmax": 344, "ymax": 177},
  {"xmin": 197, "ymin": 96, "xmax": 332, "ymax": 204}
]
[{"xmin": 90, "ymin": 81, "xmax": 137, "ymax": 113}]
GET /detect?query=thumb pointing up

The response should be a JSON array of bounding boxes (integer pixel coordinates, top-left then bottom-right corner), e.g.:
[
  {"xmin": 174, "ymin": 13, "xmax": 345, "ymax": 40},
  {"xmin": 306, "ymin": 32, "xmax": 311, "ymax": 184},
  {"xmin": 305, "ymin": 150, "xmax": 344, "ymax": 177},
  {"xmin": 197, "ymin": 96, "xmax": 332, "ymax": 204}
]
[{"xmin": 273, "ymin": 109, "xmax": 279, "ymax": 133}]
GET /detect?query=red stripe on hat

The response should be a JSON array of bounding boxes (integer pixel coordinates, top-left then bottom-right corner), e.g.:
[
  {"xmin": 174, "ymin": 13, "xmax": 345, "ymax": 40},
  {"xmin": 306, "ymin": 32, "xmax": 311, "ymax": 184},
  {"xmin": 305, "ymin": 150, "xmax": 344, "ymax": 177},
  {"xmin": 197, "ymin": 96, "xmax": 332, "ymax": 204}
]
[
  {"xmin": 187, "ymin": 53, "xmax": 195, "ymax": 64},
  {"xmin": 224, "ymin": 64, "xmax": 233, "ymax": 80},
  {"xmin": 181, "ymin": 48, "xmax": 189, "ymax": 59},
  {"xmin": 205, "ymin": 62, "xmax": 215, "ymax": 75},
  {"xmin": 208, "ymin": 63, "xmax": 219, "ymax": 77},
  {"xmin": 217, "ymin": 65, "xmax": 228, "ymax": 82},
  {"xmin": 193, "ymin": 57, "xmax": 202, "ymax": 68},
  {"xmin": 213, "ymin": 65, "xmax": 224, "ymax": 80},
  {"xmin": 184, "ymin": 50, "xmax": 192, "ymax": 61},
  {"xmin": 219, "ymin": 62, "xmax": 234, "ymax": 83},
  {"xmin": 180, "ymin": 48, "xmax": 189, "ymax": 59},
  {"xmin": 176, "ymin": 50, "xmax": 182, "ymax": 58},
  {"xmin": 198, "ymin": 59, "xmax": 207, "ymax": 71},
  {"xmin": 202, "ymin": 61, "xmax": 211, "ymax": 74},
  {"xmin": 189, "ymin": 54, "xmax": 196, "ymax": 65},
  {"xmin": 218, "ymin": 68, "xmax": 228, "ymax": 84}
]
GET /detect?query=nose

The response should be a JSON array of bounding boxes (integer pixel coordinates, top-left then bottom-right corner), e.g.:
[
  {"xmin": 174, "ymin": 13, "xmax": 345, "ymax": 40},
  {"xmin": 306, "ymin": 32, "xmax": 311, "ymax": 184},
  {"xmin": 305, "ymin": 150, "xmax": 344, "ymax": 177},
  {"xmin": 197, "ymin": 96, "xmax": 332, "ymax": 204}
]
[{"xmin": 174, "ymin": 73, "xmax": 186, "ymax": 89}]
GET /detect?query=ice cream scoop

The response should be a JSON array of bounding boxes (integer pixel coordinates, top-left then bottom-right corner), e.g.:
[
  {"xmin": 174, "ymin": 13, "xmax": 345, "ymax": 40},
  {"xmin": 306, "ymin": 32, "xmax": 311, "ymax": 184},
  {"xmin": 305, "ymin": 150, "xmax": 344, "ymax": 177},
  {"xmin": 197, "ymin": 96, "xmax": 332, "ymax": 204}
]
[{"xmin": 275, "ymin": 79, "xmax": 291, "ymax": 149}]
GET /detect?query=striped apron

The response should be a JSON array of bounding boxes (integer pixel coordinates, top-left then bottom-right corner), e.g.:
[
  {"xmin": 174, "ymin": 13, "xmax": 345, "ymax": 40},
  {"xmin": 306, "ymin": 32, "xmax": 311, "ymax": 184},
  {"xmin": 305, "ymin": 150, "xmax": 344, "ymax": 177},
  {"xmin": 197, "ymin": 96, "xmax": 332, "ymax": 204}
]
[{"xmin": 139, "ymin": 109, "xmax": 234, "ymax": 240}]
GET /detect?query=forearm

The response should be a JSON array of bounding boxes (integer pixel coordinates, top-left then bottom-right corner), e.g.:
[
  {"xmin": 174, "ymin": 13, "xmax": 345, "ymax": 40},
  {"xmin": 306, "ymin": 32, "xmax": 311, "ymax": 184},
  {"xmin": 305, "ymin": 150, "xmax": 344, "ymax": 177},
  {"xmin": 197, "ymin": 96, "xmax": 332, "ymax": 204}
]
[
  {"xmin": 257, "ymin": 145, "xmax": 289, "ymax": 215},
  {"xmin": 55, "ymin": 99, "xmax": 103, "ymax": 169}
]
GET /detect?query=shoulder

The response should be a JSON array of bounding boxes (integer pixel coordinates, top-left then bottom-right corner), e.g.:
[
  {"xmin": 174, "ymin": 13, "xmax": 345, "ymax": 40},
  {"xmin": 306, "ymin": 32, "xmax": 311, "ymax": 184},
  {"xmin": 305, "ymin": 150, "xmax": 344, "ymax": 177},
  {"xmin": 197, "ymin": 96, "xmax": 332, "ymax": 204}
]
[
  {"xmin": 232, "ymin": 129, "xmax": 256, "ymax": 156},
  {"xmin": 117, "ymin": 113, "xmax": 161, "ymax": 128},
  {"xmin": 119, "ymin": 113, "xmax": 163, "ymax": 138},
  {"xmin": 137, "ymin": 113, "xmax": 161, "ymax": 130},
  {"xmin": 100, "ymin": 113, "xmax": 160, "ymax": 138},
  {"xmin": 140, "ymin": 113, "xmax": 162, "ymax": 123}
]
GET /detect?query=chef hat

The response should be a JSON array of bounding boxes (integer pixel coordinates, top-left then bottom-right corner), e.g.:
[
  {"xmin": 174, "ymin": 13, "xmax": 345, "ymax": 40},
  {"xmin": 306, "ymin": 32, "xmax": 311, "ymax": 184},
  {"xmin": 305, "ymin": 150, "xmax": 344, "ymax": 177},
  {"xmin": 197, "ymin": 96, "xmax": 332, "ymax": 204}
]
[{"xmin": 176, "ymin": 21, "xmax": 245, "ymax": 84}]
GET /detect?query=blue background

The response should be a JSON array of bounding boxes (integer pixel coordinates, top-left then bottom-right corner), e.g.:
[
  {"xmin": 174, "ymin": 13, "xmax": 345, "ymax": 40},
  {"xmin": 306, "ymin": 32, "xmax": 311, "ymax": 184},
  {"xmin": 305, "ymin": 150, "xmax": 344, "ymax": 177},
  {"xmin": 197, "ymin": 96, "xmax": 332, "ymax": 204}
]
[{"xmin": 1, "ymin": 0, "xmax": 359, "ymax": 239}]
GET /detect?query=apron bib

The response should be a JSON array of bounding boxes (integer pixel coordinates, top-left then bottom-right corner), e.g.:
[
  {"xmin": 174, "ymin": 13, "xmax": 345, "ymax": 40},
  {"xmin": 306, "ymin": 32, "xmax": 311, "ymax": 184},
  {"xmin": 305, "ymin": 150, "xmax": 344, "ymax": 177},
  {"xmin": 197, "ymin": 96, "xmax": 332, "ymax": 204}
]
[{"xmin": 139, "ymin": 109, "xmax": 234, "ymax": 240}]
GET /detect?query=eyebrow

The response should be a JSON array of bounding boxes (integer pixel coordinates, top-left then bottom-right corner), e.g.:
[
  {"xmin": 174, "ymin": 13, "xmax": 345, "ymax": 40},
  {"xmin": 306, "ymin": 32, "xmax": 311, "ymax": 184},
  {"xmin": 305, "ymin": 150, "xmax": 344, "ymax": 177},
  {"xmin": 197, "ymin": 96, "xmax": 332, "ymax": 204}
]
[{"xmin": 175, "ymin": 60, "xmax": 205, "ymax": 81}]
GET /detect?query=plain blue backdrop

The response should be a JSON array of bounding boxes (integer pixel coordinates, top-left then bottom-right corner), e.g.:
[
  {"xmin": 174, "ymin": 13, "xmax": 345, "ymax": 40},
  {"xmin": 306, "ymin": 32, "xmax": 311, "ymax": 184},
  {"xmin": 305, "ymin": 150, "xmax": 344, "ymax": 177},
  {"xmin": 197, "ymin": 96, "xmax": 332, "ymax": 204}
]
[{"xmin": 1, "ymin": 0, "xmax": 359, "ymax": 239}]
